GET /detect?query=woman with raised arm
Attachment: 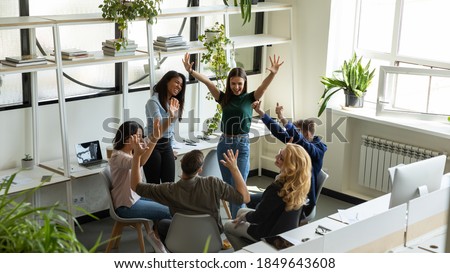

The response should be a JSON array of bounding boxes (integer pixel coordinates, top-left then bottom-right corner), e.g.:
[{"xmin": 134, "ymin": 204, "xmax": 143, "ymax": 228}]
[
  {"xmin": 143, "ymin": 71, "xmax": 186, "ymax": 184},
  {"xmin": 223, "ymin": 143, "xmax": 312, "ymax": 251},
  {"xmin": 182, "ymin": 52, "xmax": 284, "ymax": 218}
]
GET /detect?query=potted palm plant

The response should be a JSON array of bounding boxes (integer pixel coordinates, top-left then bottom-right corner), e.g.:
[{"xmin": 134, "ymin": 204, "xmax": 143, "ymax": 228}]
[
  {"xmin": 99, "ymin": 0, "xmax": 162, "ymax": 50},
  {"xmin": 317, "ymin": 53, "xmax": 375, "ymax": 117},
  {"xmin": 0, "ymin": 172, "xmax": 101, "ymax": 252},
  {"xmin": 198, "ymin": 22, "xmax": 232, "ymax": 136}
]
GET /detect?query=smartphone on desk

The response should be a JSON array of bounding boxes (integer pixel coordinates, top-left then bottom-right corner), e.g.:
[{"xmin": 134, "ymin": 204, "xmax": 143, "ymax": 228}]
[{"xmin": 262, "ymin": 235, "xmax": 294, "ymax": 250}]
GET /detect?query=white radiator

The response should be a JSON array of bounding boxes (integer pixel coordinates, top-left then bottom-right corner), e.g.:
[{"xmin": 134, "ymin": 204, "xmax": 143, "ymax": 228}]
[{"xmin": 358, "ymin": 135, "xmax": 443, "ymax": 193}]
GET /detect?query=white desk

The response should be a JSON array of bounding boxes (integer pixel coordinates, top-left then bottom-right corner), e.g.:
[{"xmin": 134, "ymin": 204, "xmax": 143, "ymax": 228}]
[
  {"xmin": 0, "ymin": 166, "xmax": 73, "ymax": 227},
  {"xmin": 328, "ymin": 193, "xmax": 391, "ymax": 224},
  {"xmin": 39, "ymin": 158, "xmax": 106, "ymax": 179},
  {"xmin": 242, "ymin": 217, "xmax": 347, "ymax": 253}
]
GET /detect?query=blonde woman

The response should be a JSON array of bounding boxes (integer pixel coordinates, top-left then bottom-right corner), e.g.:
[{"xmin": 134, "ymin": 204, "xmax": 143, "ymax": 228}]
[{"xmin": 223, "ymin": 143, "xmax": 312, "ymax": 251}]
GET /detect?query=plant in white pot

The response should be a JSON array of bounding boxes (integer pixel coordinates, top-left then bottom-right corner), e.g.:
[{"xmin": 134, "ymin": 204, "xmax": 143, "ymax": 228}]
[
  {"xmin": 318, "ymin": 53, "xmax": 375, "ymax": 117},
  {"xmin": 21, "ymin": 154, "xmax": 35, "ymax": 170}
]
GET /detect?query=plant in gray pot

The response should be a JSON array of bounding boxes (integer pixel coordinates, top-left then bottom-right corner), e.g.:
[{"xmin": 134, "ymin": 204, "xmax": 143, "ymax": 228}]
[
  {"xmin": 318, "ymin": 53, "xmax": 375, "ymax": 117},
  {"xmin": 21, "ymin": 154, "xmax": 35, "ymax": 170}
]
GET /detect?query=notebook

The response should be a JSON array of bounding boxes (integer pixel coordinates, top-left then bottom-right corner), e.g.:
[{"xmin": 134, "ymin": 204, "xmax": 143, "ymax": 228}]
[{"xmin": 75, "ymin": 140, "xmax": 108, "ymax": 169}]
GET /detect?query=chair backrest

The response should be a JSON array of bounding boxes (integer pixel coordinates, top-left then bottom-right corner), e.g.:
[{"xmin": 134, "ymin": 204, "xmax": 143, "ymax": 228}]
[
  {"xmin": 100, "ymin": 166, "xmax": 150, "ymax": 223},
  {"xmin": 302, "ymin": 169, "xmax": 329, "ymax": 222},
  {"xmin": 165, "ymin": 213, "xmax": 223, "ymax": 253},
  {"xmin": 268, "ymin": 207, "xmax": 302, "ymax": 236},
  {"xmin": 201, "ymin": 149, "xmax": 222, "ymax": 179}
]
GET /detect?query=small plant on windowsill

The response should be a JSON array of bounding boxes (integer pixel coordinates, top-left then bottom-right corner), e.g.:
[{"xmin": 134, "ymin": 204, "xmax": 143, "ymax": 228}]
[
  {"xmin": 99, "ymin": 0, "xmax": 162, "ymax": 51},
  {"xmin": 21, "ymin": 154, "xmax": 34, "ymax": 170},
  {"xmin": 198, "ymin": 22, "xmax": 232, "ymax": 136}
]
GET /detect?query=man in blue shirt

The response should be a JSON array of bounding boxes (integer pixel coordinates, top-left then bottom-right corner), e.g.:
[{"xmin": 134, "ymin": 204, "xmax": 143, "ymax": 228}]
[{"xmin": 251, "ymin": 101, "xmax": 327, "ymax": 221}]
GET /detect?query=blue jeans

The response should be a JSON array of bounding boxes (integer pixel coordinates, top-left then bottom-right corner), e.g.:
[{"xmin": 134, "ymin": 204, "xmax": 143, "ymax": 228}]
[
  {"xmin": 217, "ymin": 134, "xmax": 250, "ymax": 218},
  {"xmin": 116, "ymin": 197, "xmax": 171, "ymax": 221}
]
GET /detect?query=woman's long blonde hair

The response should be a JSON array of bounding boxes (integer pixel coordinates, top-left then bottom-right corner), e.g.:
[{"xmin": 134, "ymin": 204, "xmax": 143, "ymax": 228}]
[{"xmin": 276, "ymin": 143, "xmax": 312, "ymax": 211}]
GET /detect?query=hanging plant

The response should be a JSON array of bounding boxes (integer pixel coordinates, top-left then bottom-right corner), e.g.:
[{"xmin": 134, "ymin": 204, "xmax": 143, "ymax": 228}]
[
  {"xmin": 198, "ymin": 22, "xmax": 232, "ymax": 136},
  {"xmin": 99, "ymin": 0, "xmax": 163, "ymax": 50}
]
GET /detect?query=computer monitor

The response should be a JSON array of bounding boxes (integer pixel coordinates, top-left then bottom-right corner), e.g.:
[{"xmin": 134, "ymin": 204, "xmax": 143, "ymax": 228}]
[{"xmin": 388, "ymin": 155, "xmax": 446, "ymax": 208}]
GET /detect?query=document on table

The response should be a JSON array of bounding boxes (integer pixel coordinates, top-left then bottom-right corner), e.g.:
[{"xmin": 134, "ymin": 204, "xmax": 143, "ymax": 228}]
[{"xmin": 337, "ymin": 209, "xmax": 360, "ymax": 224}]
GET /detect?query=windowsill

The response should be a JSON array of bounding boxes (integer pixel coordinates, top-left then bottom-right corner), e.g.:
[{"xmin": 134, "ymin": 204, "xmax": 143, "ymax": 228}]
[{"xmin": 330, "ymin": 106, "xmax": 450, "ymax": 140}]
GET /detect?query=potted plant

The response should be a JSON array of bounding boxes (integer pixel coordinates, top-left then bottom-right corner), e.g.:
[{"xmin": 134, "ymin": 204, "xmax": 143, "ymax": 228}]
[
  {"xmin": 0, "ymin": 172, "xmax": 101, "ymax": 252},
  {"xmin": 198, "ymin": 22, "xmax": 232, "ymax": 136},
  {"xmin": 223, "ymin": 0, "xmax": 258, "ymax": 25},
  {"xmin": 99, "ymin": 0, "xmax": 163, "ymax": 50},
  {"xmin": 21, "ymin": 154, "xmax": 34, "ymax": 170},
  {"xmin": 317, "ymin": 53, "xmax": 375, "ymax": 117}
]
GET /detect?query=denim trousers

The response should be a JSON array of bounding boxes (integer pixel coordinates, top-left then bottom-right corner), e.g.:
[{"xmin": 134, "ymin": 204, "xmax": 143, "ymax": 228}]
[
  {"xmin": 217, "ymin": 134, "xmax": 250, "ymax": 218},
  {"xmin": 116, "ymin": 197, "xmax": 171, "ymax": 221}
]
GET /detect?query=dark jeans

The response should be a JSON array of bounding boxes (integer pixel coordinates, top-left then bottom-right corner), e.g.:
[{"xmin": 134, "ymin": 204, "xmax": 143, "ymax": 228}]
[
  {"xmin": 157, "ymin": 218, "xmax": 172, "ymax": 244},
  {"xmin": 143, "ymin": 138, "xmax": 175, "ymax": 184}
]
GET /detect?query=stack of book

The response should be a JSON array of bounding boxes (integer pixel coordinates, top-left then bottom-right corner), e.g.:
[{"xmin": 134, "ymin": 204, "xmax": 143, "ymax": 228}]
[
  {"xmin": 102, "ymin": 39, "xmax": 137, "ymax": 57},
  {"xmin": 1, "ymin": 55, "xmax": 47, "ymax": 67},
  {"xmin": 60, "ymin": 48, "xmax": 94, "ymax": 61},
  {"xmin": 153, "ymin": 35, "xmax": 189, "ymax": 52}
]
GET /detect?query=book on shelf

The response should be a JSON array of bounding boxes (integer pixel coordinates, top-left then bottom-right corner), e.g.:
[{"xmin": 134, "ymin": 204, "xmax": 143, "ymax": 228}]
[
  {"xmin": 102, "ymin": 50, "xmax": 136, "ymax": 57},
  {"xmin": 153, "ymin": 40, "xmax": 187, "ymax": 47},
  {"xmin": 60, "ymin": 48, "xmax": 88, "ymax": 56},
  {"xmin": 62, "ymin": 53, "xmax": 95, "ymax": 61},
  {"xmin": 153, "ymin": 44, "xmax": 190, "ymax": 52},
  {"xmin": 102, "ymin": 47, "xmax": 137, "ymax": 55},
  {"xmin": 104, "ymin": 39, "xmax": 135, "ymax": 46},
  {"xmin": 102, "ymin": 42, "xmax": 138, "ymax": 51},
  {"xmin": 1, "ymin": 59, "xmax": 47, "ymax": 67},
  {"xmin": 156, "ymin": 34, "xmax": 183, "ymax": 42},
  {"xmin": 5, "ymin": 55, "xmax": 46, "ymax": 64}
]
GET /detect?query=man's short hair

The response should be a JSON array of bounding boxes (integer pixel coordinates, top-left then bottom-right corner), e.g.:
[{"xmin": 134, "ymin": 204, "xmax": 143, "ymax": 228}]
[
  {"xmin": 181, "ymin": 149, "xmax": 204, "ymax": 176},
  {"xmin": 293, "ymin": 119, "xmax": 316, "ymax": 135}
]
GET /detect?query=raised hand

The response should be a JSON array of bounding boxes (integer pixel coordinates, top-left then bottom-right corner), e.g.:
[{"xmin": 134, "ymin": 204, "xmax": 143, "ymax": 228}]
[
  {"xmin": 131, "ymin": 134, "xmax": 148, "ymax": 156},
  {"xmin": 168, "ymin": 97, "xmax": 180, "ymax": 119},
  {"xmin": 267, "ymin": 54, "xmax": 284, "ymax": 74},
  {"xmin": 251, "ymin": 100, "xmax": 264, "ymax": 117},
  {"xmin": 182, "ymin": 52, "xmax": 194, "ymax": 73},
  {"xmin": 220, "ymin": 149, "xmax": 239, "ymax": 171},
  {"xmin": 275, "ymin": 102, "xmax": 284, "ymax": 117},
  {"xmin": 152, "ymin": 118, "xmax": 162, "ymax": 141}
]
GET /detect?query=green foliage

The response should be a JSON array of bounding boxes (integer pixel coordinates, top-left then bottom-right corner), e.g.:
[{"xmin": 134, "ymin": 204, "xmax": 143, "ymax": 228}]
[
  {"xmin": 199, "ymin": 23, "xmax": 232, "ymax": 136},
  {"xmin": 223, "ymin": 0, "xmax": 254, "ymax": 25},
  {"xmin": 23, "ymin": 154, "xmax": 33, "ymax": 161},
  {"xmin": 318, "ymin": 53, "xmax": 375, "ymax": 117},
  {"xmin": 0, "ymin": 172, "xmax": 102, "ymax": 252},
  {"xmin": 99, "ymin": 0, "xmax": 162, "ymax": 50}
]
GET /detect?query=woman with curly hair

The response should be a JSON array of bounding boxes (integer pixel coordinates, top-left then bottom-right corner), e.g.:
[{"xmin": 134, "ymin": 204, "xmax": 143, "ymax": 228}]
[{"xmin": 223, "ymin": 143, "xmax": 312, "ymax": 250}]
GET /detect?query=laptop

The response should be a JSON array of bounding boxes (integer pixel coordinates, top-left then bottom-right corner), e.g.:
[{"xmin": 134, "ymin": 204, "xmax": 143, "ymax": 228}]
[{"xmin": 75, "ymin": 140, "xmax": 108, "ymax": 169}]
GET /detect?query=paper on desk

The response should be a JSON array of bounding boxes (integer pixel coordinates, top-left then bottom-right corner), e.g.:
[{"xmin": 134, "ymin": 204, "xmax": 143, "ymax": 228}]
[
  {"xmin": 172, "ymin": 141, "xmax": 182, "ymax": 149},
  {"xmin": 337, "ymin": 209, "xmax": 360, "ymax": 224}
]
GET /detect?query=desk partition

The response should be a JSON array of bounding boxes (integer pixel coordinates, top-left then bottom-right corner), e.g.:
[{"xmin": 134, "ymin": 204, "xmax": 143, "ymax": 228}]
[
  {"xmin": 323, "ymin": 203, "xmax": 407, "ymax": 252},
  {"xmin": 406, "ymin": 186, "xmax": 449, "ymax": 246}
]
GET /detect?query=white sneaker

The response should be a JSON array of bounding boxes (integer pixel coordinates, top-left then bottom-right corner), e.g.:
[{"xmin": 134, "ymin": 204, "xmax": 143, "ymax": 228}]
[{"xmin": 145, "ymin": 231, "xmax": 168, "ymax": 253}]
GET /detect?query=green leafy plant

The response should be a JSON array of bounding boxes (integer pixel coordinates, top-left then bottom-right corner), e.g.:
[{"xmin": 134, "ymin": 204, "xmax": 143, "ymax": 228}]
[
  {"xmin": 198, "ymin": 22, "xmax": 232, "ymax": 136},
  {"xmin": 318, "ymin": 53, "xmax": 375, "ymax": 117},
  {"xmin": 23, "ymin": 154, "xmax": 33, "ymax": 161},
  {"xmin": 223, "ymin": 0, "xmax": 255, "ymax": 25},
  {"xmin": 99, "ymin": 0, "xmax": 163, "ymax": 50},
  {"xmin": 0, "ymin": 172, "xmax": 102, "ymax": 252}
]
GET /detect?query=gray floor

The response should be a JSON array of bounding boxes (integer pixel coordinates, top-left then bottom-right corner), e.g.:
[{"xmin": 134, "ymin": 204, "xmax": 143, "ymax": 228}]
[{"xmin": 75, "ymin": 175, "xmax": 354, "ymax": 253}]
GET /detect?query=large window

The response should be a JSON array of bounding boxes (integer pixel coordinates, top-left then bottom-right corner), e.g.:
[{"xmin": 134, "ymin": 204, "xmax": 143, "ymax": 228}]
[
  {"xmin": 354, "ymin": 0, "xmax": 450, "ymax": 118},
  {"xmin": 0, "ymin": 0, "xmax": 263, "ymax": 110}
]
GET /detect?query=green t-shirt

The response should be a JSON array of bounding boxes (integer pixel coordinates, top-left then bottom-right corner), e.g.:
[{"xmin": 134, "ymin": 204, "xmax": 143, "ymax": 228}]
[{"xmin": 218, "ymin": 91, "xmax": 256, "ymax": 135}]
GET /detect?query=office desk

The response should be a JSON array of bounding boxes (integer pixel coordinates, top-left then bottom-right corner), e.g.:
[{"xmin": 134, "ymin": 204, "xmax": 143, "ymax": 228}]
[
  {"xmin": 39, "ymin": 158, "xmax": 107, "ymax": 179},
  {"xmin": 328, "ymin": 193, "xmax": 391, "ymax": 224},
  {"xmin": 0, "ymin": 166, "xmax": 73, "ymax": 227},
  {"xmin": 242, "ymin": 217, "xmax": 347, "ymax": 253}
]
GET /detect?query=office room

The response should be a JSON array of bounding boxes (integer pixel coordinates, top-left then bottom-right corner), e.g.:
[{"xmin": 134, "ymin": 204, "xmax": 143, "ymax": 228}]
[{"xmin": 1, "ymin": 0, "xmax": 450, "ymax": 263}]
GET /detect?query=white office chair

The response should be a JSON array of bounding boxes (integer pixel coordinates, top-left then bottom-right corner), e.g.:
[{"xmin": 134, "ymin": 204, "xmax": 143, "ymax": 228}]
[
  {"xmin": 164, "ymin": 213, "xmax": 223, "ymax": 253},
  {"xmin": 201, "ymin": 149, "xmax": 232, "ymax": 219},
  {"xmin": 300, "ymin": 169, "xmax": 329, "ymax": 225},
  {"xmin": 100, "ymin": 166, "xmax": 154, "ymax": 253}
]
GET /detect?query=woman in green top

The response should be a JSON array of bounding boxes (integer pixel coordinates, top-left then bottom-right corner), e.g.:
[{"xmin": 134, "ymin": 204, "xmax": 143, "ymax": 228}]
[{"xmin": 182, "ymin": 53, "xmax": 284, "ymax": 218}]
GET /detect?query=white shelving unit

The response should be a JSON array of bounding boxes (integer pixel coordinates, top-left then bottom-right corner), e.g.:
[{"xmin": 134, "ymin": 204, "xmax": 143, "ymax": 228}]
[{"xmin": 0, "ymin": 0, "xmax": 292, "ymax": 181}]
